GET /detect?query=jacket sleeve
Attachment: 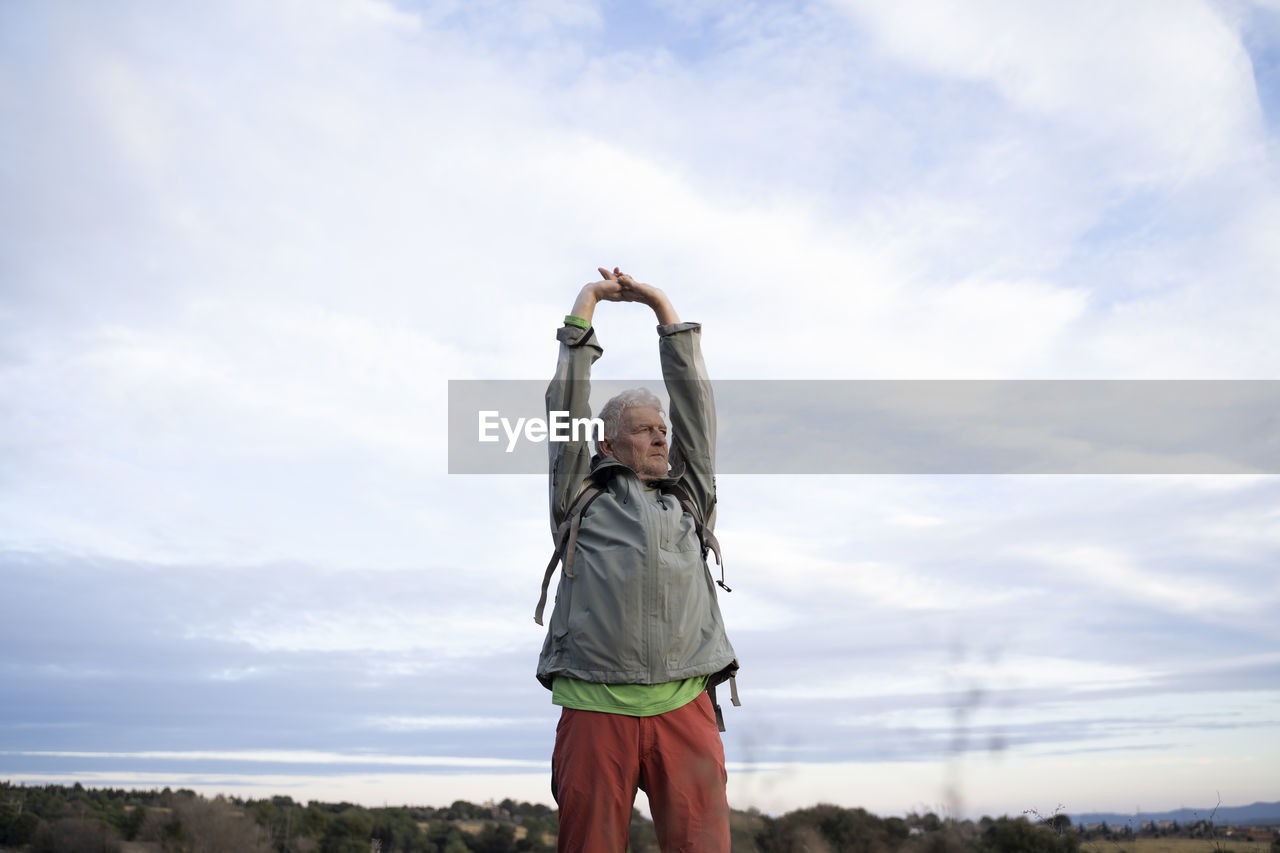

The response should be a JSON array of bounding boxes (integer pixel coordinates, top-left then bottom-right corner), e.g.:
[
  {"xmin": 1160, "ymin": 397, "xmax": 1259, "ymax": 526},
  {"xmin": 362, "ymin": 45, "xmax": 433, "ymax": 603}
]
[
  {"xmin": 659, "ymin": 322, "xmax": 717, "ymax": 530},
  {"xmin": 546, "ymin": 324, "xmax": 603, "ymax": 533}
]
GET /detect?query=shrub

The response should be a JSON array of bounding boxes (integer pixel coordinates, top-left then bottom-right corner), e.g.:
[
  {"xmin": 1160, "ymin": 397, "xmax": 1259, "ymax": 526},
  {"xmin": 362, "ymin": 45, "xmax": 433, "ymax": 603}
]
[{"xmin": 30, "ymin": 816, "xmax": 123, "ymax": 853}]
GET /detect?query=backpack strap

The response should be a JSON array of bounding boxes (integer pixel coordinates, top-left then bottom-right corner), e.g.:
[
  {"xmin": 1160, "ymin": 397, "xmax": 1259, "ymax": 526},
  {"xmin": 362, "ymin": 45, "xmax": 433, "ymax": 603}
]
[
  {"xmin": 663, "ymin": 486, "xmax": 743, "ymax": 730},
  {"xmin": 707, "ymin": 675, "xmax": 741, "ymax": 733},
  {"xmin": 663, "ymin": 483, "xmax": 731, "ymax": 593},
  {"xmin": 533, "ymin": 483, "xmax": 606, "ymax": 625}
]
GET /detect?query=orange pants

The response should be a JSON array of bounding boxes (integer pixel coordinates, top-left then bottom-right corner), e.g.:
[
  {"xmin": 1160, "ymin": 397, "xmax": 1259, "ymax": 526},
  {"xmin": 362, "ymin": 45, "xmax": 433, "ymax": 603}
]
[{"xmin": 551, "ymin": 691, "xmax": 730, "ymax": 852}]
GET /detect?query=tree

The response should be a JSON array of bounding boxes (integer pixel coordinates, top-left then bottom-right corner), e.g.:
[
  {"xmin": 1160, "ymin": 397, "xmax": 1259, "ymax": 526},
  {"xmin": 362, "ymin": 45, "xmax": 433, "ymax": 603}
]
[
  {"xmin": 172, "ymin": 795, "xmax": 273, "ymax": 853},
  {"xmin": 319, "ymin": 807, "xmax": 375, "ymax": 853},
  {"xmin": 1048, "ymin": 813, "xmax": 1073, "ymax": 835},
  {"xmin": 757, "ymin": 803, "xmax": 896, "ymax": 853},
  {"xmin": 369, "ymin": 807, "xmax": 424, "ymax": 853},
  {"xmin": 979, "ymin": 816, "xmax": 1079, "ymax": 853},
  {"xmin": 2, "ymin": 810, "xmax": 41, "ymax": 846},
  {"xmin": 119, "ymin": 804, "xmax": 148, "ymax": 841},
  {"xmin": 31, "ymin": 817, "xmax": 123, "ymax": 853},
  {"xmin": 469, "ymin": 822, "xmax": 517, "ymax": 853},
  {"xmin": 440, "ymin": 829, "xmax": 469, "ymax": 853}
]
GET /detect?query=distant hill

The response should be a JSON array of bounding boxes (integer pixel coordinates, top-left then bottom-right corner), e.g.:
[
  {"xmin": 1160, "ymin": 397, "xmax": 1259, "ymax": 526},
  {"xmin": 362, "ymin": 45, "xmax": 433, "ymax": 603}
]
[{"xmin": 1072, "ymin": 801, "xmax": 1280, "ymax": 827}]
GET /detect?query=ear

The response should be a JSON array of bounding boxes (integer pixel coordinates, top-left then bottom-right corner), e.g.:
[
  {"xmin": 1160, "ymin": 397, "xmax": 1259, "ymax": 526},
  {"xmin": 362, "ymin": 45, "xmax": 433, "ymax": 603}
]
[{"xmin": 598, "ymin": 436, "xmax": 615, "ymax": 457}]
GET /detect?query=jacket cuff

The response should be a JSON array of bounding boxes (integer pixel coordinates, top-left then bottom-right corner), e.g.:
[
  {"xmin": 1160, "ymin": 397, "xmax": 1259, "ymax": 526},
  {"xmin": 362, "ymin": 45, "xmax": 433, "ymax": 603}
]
[
  {"xmin": 557, "ymin": 324, "xmax": 598, "ymax": 347},
  {"xmin": 657, "ymin": 321, "xmax": 701, "ymax": 336}
]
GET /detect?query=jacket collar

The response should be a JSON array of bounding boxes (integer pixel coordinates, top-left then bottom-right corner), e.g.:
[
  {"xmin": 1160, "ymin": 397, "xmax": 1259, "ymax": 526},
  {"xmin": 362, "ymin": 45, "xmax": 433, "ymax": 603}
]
[{"xmin": 588, "ymin": 453, "xmax": 684, "ymax": 488}]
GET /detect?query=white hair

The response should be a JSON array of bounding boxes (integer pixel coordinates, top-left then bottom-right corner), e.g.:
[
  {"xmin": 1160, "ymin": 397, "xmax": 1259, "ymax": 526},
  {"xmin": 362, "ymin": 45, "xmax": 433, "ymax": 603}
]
[{"xmin": 598, "ymin": 388, "xmax": 665, "ymax": 445}]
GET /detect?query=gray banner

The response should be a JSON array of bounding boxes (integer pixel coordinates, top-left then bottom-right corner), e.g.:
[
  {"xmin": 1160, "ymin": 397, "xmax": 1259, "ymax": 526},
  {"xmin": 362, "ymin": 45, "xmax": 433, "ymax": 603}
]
[{"xmin": 448, "ymin": 380, "xmax": 1280, "ymax": 475}]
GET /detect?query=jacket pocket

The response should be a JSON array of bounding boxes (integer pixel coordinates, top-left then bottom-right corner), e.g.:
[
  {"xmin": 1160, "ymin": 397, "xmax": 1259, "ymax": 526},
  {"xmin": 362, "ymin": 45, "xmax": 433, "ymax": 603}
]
[{"xmin": 662, "ymin": 511, "xmax": 702, "ymax": 553}]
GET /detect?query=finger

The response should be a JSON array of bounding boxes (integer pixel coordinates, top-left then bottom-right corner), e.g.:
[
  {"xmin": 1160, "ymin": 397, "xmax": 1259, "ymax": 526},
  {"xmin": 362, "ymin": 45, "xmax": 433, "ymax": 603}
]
[{"xmin": 598, "ymin": 267, "xmax": 616, "ymax": 280}]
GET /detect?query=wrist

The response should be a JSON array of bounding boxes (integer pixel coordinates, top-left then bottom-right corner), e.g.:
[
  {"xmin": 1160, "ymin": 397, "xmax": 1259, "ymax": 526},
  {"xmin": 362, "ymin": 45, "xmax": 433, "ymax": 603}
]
[
  {"xmin": 570, "ymin": 283, "xmax": 599, "ymax": 322},
  {"xmin": 647, "ymin": 290, "xmax": 679, "ymax": 325}
]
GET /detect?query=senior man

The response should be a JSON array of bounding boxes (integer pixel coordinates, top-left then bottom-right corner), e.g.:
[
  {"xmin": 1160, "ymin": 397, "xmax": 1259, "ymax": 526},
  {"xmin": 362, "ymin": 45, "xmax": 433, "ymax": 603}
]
[{"xmin": 534, "ymin": 267, "xmax": 739, "ymax": 851}]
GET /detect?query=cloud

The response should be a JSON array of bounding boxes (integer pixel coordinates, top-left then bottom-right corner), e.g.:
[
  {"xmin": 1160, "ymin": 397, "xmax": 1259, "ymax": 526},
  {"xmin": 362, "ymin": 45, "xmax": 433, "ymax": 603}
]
[
  {"xmin": 1019, "ymin": 544, "xmax": 1258, "ymax": 616},
  {"xmin": 838, "ymin": 0, "xmax": 1264, "ymax": 180},
  {"xmin": 3, "ymin": 749, "xmax": 546, "ymax": 770},
  {"xmin": 364, "ymin": 716, "xmax": 531, "ymax": 732}
]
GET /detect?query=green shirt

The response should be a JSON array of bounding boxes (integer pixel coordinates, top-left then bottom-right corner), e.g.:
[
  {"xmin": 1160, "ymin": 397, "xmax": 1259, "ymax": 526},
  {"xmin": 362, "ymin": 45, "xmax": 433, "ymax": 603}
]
[{"xmin": 552, "ymin": 676, "xmax": 709, "ymax": 716}]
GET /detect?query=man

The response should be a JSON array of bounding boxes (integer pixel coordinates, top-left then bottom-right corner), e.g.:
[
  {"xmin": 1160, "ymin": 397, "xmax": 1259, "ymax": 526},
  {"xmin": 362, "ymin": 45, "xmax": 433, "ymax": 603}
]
[{"xmin": 535, "ymin": 267, "xmax": 739, "ymax": 851}]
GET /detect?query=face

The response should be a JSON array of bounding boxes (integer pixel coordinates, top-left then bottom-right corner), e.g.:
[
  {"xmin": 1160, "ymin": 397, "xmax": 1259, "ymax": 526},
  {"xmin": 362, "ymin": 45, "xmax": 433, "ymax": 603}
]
[{"xmin": 600, "ymin": 405, "xmax": 669, "ymax": 481}]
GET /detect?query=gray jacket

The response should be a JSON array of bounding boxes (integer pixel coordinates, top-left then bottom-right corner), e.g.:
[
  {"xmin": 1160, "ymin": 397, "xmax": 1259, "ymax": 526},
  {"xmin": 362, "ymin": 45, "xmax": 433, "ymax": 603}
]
[{"xmin": 536, "ymin": 321, "xmax": 738, "ymax": 691}]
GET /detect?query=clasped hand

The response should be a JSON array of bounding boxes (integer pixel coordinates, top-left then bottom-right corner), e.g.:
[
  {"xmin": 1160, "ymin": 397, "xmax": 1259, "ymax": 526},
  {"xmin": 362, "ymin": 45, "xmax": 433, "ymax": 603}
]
[
  {"xmin": 571, "ymin": 265, "xmax": 679, "ymax": 325},
  {"xmin": 591, "ymin": 267, "xmax": 662, "ymax": 307}
]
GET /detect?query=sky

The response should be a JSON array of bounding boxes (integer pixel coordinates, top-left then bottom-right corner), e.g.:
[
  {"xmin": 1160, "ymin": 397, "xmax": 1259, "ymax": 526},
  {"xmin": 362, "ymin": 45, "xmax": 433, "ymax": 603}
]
[{"xmin": 2, "ymin": 0, "xmax": 1279, "ymax": 822}]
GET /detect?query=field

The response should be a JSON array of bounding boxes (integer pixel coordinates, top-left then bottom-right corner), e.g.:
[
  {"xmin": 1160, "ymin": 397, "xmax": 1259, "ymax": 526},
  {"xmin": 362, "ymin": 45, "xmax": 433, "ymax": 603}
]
[{"xmin": 1080, "ymin": 838, "xmax": 1275, "ymax": 853}]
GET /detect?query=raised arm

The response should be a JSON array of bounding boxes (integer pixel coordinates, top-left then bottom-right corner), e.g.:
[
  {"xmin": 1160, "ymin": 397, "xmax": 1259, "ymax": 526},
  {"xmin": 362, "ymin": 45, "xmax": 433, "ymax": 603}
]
[
  {"xmin": 606, "ymin": 270, "xmax": 716, "ymax": 524},
  {"xmin": 546, "ymin": 279, "xmax": 609, "ymax": 531},
  {"xmin": 658, "ymin": 320, "xmax": 716, "ymax": 526}
]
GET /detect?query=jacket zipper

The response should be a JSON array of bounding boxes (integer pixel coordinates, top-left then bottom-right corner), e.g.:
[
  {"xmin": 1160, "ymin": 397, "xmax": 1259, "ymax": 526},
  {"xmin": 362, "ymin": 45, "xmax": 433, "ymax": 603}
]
[{"xmin": 638, "ymin": 479, "xmax": 661, "ymax": 682}]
